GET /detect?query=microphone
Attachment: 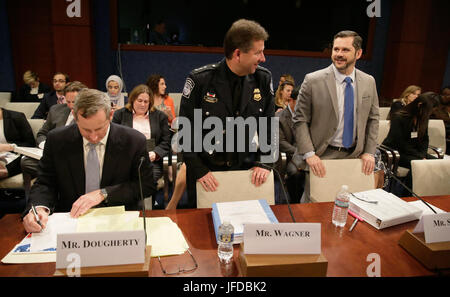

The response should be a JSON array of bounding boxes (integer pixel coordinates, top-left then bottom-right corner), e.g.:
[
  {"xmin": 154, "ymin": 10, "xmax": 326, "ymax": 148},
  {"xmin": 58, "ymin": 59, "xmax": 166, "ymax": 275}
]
[
  {"xmin": 384, "ymin": 167, "xmax": 437, "ymax": 214},
  {"xmin": 138, "ymin": 156, "xmax": 148, "ymax": 246},
  {"xmin": 256, "ymin": 162, "xmax": 296, "ymax": 222}
]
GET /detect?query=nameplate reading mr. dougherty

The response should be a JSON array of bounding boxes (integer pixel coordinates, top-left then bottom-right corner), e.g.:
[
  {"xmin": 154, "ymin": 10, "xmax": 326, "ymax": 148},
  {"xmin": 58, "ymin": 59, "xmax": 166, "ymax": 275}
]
[
  {"xmin": 56, "ymin": 230, "xmax": 145, "ymax": 269},
  {"xmin": 243, "ymin": 223, "xmax": 321, "ymax": 254}
]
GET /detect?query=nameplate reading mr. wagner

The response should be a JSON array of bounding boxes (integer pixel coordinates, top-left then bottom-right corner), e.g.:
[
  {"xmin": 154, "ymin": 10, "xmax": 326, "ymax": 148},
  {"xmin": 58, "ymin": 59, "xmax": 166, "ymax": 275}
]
[
  {"xmin": 56, "ymin": 230, "xmax": 145, "ymax": 269},
  {"xmin": 243, "ymin": 223, "xmax": 321, "ymax": 254}
]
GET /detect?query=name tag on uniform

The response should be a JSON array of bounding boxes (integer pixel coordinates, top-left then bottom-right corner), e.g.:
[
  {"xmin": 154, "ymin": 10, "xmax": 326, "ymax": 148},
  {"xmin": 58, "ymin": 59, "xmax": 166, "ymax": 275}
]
[{"xmin": 411, "ymin": 132, "xmax": 418, "ymax": 138}]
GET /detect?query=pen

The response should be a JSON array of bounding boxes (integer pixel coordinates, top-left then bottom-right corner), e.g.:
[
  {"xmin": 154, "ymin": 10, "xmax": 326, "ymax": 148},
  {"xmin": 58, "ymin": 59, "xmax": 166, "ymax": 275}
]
[
  {"xmin": 31, "ymin": 204, "xmax": 43, "ymax": 229},
  {"xmin": 348, "ymin": 210, "xmax": 364, "ymax": 232}
]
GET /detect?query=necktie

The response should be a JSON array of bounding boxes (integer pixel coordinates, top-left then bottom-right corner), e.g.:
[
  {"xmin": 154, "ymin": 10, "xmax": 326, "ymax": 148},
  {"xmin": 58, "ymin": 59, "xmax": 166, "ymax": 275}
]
[
  {"xmin": 85, "ymin": 143, "xmax": 100, "ymax": 193},
  {"xmin": 342, "ymin": 77, "xmax": 354, "ymax": 148}
]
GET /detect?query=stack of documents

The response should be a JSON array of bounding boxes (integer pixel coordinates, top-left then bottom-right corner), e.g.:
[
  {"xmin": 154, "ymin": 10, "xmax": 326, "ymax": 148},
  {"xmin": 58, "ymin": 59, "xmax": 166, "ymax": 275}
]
[
  {"xmin": 349, "ymin": 189, "xmax": 422, "ymax": 229},
  {"xmin": 2, "ymin": 206, "xmax": 189, "ymax": 264},
  {"xmin": 14, "ymin": 146, "xmax": 43, "ymax": 160},
  {"xmin": 211, "ymin": 199, "xmax": 278, "ymax": 244}
]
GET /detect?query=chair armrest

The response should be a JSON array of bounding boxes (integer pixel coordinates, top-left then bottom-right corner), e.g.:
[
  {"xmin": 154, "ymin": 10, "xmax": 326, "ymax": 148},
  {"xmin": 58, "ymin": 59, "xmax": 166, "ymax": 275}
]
[
  {"xmin": 379, "ymin": 144, "xmax": 400, "ymax": 175},
  {"xmin": 428, "ymin": 145, "xmax": 444, "ymax": 159}
]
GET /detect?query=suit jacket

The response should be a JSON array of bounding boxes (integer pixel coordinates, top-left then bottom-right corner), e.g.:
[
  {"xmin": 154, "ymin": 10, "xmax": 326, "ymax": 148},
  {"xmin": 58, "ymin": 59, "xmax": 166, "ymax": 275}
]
[
  {"xmin": 31, "ymin": 91, "xmax": 59, "ymax": 119},
  {"xmin": 36, "ymin": 103, "xmax": 72, "ymax": 146},
  {"xmin": 26, "ymin": 122, "xmax": 155, "ymax": 213},
  {"xmin": 277, "ymin": 107, "xmax": 297, "ymax": 157},
  {"xmin": 111, "ymin": 108, "xmax": 171, "ymax": 159},
  {"xmin": 1, "ymin": 108, "xmax": 36, "ymax": 176},
  {"xmin": 293, "ymin": 64, "xmax": 379, "ymax": 166}
]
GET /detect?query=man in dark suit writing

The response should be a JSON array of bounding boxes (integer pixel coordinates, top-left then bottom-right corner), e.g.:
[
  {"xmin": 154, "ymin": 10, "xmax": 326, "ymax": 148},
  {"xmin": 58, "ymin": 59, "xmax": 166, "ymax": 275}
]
[{"xmin": 23, "ymin": 88, "xmax": 155, "ymax": 233}]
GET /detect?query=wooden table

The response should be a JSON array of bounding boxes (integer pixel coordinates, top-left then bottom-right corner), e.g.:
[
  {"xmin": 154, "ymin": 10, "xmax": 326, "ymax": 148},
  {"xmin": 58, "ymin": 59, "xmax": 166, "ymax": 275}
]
[{"xmin": 0, "ymin": 196, "xmax": 449, "ymax": 277}]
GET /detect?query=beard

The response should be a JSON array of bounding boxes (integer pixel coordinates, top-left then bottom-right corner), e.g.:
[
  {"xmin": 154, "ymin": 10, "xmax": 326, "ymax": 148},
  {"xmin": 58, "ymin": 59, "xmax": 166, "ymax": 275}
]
[{"xmin": 332, "ymin": 55, "xmax": 356, "ymax": 72}]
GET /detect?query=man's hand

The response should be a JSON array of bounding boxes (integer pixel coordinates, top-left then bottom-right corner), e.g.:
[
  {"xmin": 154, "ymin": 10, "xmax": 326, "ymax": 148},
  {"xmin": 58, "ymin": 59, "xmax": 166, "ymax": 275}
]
[
  {"xmin": 306, "ymin": 155, "xmax": 326, "ymax": 177},
  {"xmin": 23, "ymin": 207, "xmax": 49, "ymax": 233},
  {"xmin": 70, "ymin": 190, "xmax": 104, "ymax": 218},
  {"xmin": 251, "ymin": 167, "xmax": 270, "ymax": 186},
  {"xmin": 198, "ymin": 172, "xmax": 219, "ymax": 192},
  {"xmin": 360, "ymin": 153, "xmax": 375, "ymax": 175},
  {"xmin": 149, "ymin": 151, "xmax": 156, "ymax": 162}
]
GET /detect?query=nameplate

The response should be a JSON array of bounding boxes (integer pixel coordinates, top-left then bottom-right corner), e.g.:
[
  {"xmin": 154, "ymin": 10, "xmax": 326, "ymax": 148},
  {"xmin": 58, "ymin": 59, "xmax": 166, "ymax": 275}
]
[
  {"xmin": 414, "ymin": 213, "xmax": 450, "ymax": 244},
  {"xmin": 243, "ymin": 223, "xmax": 321, "ymax": 254},
  {"xmin": 56, "ymin": 230, "xmax": 145, "ymax": 269}
]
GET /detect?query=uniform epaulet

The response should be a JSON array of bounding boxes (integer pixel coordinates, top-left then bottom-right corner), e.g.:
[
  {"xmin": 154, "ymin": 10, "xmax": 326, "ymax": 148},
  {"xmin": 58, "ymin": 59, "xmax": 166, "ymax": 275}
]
[
  {"xmin": 256, "ymin": 65, "xmax": 271, "ymax": 75},
  {"xmin": 191, "ymin": 63, "xmax": 218, "ymax": 75}
]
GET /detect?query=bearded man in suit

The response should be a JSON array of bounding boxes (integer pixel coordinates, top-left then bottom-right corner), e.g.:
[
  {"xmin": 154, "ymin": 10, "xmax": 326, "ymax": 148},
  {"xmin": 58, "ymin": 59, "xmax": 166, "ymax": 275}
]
[{"xmin": 293, "ymin": 30, "xmax": 379, "ymax": 202}]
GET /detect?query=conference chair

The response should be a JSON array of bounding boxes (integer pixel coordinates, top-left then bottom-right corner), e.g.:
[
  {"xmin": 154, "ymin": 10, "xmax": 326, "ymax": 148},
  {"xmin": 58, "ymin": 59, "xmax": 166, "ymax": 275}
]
[
  {"xmin": 0, "ymin": 92, "xmax": 11, "ymax": 107},
  {"xmin": 169, "ymin": 93, "xmax": 182, "ymax": 117},
  {"xmin": 196, "ymin": 170, "xmax": 275, "ymax": 208},
  {"xmin": 310, "ymin": 159, "xmax": 376, "ymax": 203},
  {"xmin": 379, "ymin": 107, "xmax": 390, "ymax": 120},
  {"xmin": 428, "ymin": 119, "xmax": 446, "ymax": 158},
  {"xmin": 4, "ymin": 102, "xmax": 40, "ymax": 119},
  {"xmin": 411, "ymin": 159, "xmax": 450, "ymax": 196}
]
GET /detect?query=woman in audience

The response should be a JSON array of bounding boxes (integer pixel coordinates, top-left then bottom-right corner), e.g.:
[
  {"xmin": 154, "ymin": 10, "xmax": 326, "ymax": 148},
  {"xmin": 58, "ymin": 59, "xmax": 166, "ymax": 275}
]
[
  {"xmin": 387, "ymin": 85, "xmax": 421, "ymax": 119},
  {"xmin": 274, "ymin": 80, "xmax": 295, "ymax": 112},
  {"xmin": 382, "ymin": 92, "xmax": 440, "ymax": 189},
  {"xmin": 112, "ymin": 84, "xmax": 171, "ymax": 185},
  {"xmin": 146, "ymin": 74, "xmax": 176, "ymax": 126},
  {"xmin": 13, "ymin": 70, "xmax": 51, "ymax": 102},
  {"xmin": 0, "ymin": 108, "xmax": 36, "ymax": 179},
  {"xmin": 105, "ymin": 75, "xmax": 127, "ymax": 111}
]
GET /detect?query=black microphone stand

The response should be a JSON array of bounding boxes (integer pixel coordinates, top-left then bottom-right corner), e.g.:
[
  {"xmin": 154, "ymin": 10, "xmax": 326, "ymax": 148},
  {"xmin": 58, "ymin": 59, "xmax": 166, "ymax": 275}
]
[
  {"xmin": 257, "ymin": 162, "xmax": 296, "ymax": 222},
  {"xmin": 385, "ymin": 167, "xmax": 437, "ymax": 214},
  {"xmin": 138, "ymin": 157, "xmax": 148, "ymax": 247}
]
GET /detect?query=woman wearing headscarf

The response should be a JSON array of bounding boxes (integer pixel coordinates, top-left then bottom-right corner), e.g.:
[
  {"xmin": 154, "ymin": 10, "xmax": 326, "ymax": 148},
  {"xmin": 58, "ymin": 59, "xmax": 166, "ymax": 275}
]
[{"xmin": 105, "ymin": 75, "xmax": 127, "ymax": 111}]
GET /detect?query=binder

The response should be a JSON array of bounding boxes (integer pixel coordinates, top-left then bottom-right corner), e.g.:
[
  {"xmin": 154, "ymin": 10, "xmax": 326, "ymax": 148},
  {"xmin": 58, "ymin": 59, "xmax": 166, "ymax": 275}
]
[
  {"xmin": 349, "ymin": 189, "xmax": 422, "ymax": 230},
  {"xmin": 211, "ymin": 199, "xmax": 278, "ymax": 244},
  {"xmin": 14, "ymin": 146, "xmax": 43, "ymax": 160}
]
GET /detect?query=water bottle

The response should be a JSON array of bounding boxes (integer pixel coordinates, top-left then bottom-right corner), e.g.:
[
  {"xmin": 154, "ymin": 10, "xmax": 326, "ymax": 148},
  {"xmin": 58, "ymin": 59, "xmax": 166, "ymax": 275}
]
[
  {"xmin": 217, "ymin": 221, "xmax": 234, "ymax": 263},
  {"xmin": 332, "ymin": 185, "xmax": 350, "ymax": 227}
]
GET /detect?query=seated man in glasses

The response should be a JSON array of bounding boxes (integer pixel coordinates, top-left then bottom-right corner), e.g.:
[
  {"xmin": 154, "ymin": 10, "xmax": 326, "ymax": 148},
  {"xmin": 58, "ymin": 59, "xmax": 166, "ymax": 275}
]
[{"xmin": 31, "ymin": 72, "xmax": 70, "ymax": 119}]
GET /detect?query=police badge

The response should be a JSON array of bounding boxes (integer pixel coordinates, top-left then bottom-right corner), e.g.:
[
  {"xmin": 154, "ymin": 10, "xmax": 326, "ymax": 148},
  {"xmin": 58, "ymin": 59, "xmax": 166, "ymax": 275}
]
[{"xmin": 253, "ymin": 88, "xmax": 261, "ymax": 101}]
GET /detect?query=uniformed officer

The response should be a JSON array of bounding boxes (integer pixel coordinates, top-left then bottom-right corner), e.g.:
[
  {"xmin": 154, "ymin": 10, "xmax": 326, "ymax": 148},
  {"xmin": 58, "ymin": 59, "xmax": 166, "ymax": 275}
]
[{"xmin": 178, "ymin": 19, "xmax": 276, "ymax": 208}]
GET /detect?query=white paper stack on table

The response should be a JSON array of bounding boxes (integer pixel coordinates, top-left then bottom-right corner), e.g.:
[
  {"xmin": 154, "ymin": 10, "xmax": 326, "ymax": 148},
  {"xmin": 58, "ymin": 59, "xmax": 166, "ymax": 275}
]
[
  {"xmin": 13, "ymin": 146, "xmax": 43, "ymax": 160},
  {"xmin": 349, "ymin": 189, "xmax": 424, "ymax": 230},
  {"xmin": 212, "ymin": 199, "xmax": 278, "ymax": 244},
  {"xmin": 1, "ymin": 206, "xmax": 189, "ymax": 264}
]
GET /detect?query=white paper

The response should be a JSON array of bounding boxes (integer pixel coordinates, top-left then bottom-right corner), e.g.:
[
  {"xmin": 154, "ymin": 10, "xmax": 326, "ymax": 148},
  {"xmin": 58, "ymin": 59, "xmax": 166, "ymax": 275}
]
[
  {"xmin": 408, "ymin": 200, "xmax": 445, "ymax": 219},
  {"xmin": 30, "ymin": 213, "xmax": 77, "ymax": 252},
  {"xmin": 216, "ymin": 200, "xmax": 272, "ymax": 234},
  {"xmin": 414, "ymin": 213, "xmax": 450, "ymax": 243}
]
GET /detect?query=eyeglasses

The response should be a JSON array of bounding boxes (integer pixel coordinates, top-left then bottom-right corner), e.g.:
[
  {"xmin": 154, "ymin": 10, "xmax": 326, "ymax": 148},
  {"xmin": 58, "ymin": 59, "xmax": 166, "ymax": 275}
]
[
  {"xmin": 53, "ymin": 79, "xmax": 66, "ymax": 83},
  {"xmin": 158, "ymin": 249, "xmax": 198, "ymax": 275}
]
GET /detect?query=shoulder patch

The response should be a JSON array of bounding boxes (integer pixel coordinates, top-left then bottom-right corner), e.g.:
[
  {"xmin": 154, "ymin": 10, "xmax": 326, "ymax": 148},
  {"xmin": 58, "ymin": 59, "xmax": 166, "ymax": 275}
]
[
  {"xmin": 182, "ymin": 77, "xmax": 195, "ymax": 99},
  {"xmin": 191, "ymin": 63, "xmax": 218, "ymax": 75}
]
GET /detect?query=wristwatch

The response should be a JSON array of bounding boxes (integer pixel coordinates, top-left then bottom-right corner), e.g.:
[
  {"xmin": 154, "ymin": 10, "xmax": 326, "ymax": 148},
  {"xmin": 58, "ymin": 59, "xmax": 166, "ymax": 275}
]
[{"xmin": 100, "ymin": 188, "xmax": 108, "ymax": 204}]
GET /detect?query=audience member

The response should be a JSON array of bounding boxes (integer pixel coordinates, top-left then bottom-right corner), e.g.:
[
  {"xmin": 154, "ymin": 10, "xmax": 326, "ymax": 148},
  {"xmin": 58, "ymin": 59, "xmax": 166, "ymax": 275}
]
[
  {"xmin": 387, "ymin": 85, "xmax": 421, "ymax": 120},
  {"xmin": 430, "ymin": 86, "xmax": 450, "ymax": 154},
  {"xmin": 382, "ymin": 92, "xmax": 440, "ymax": 191},
  {"xmin": 148, "ymin": 20, "xmax": 171, "ymax": 45},
  {"xmin": 146, "ymin": 74, "xmax": 176, "ymax": 126},
  {"xmin": 274, "ymin": 80, "xmax": 294, "ymax": 112},
  {"xmin": 12, "ymin": 70, "xmax": 51, "ymax": 102},
  {"xmin": 277, "ymin": 73, "xmax": 295, "ymax": 89},
  {"xmin": 105, "ymin": 75, "xmax": 127, "ymax": 111},
  {"xmin": 112, "ymin": 84, "xmax": 171, "ymax": 187},
  {"xmin": 23, "ymin": 88, "xmax": 155, "ymax": 233},
  {"xmin": 179, "ymin": 19, "xmax": 274, "ymax": 208},
  {"xmin": 0, "ymin": 108, "xmax": 35, "ymax": 179},
  {"xmin": 276, "ymin": 85, "xmax": 305, "ymax": 203},
  {"xmin": 21, "ymin": 81, "xmax": 87, "ymax": 198},
  {"xmin": 293, "ymin": 30, "xmax": 379, "ymax": 203},
  {"xmin": 31, "ymin": 72, "xmax": 69, "ymax": 119}
]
